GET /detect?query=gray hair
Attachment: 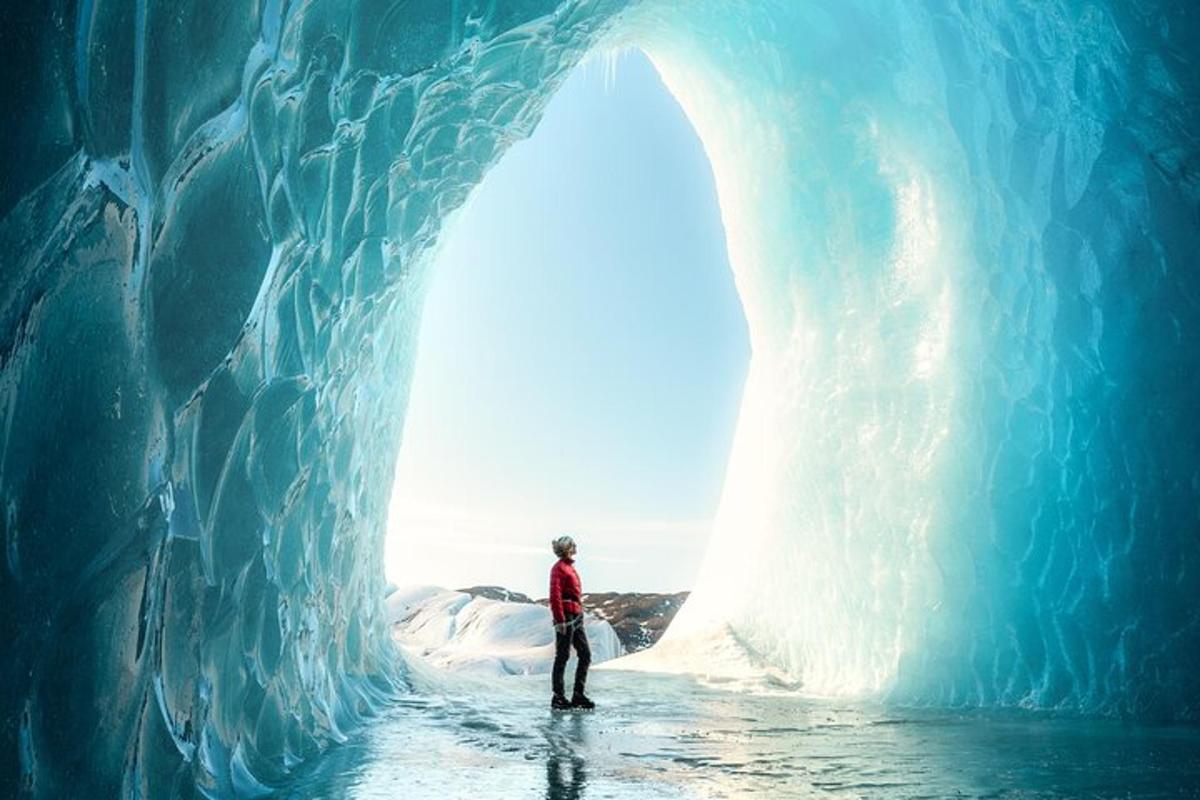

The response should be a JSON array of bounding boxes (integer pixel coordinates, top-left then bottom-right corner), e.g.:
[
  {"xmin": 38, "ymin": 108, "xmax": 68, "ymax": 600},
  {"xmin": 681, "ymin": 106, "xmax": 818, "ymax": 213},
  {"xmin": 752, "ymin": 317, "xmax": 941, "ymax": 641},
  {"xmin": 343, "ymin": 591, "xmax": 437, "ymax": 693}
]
[{"xmin": 551, "ymin": 535, "xmax": 576, "ymax": 558}]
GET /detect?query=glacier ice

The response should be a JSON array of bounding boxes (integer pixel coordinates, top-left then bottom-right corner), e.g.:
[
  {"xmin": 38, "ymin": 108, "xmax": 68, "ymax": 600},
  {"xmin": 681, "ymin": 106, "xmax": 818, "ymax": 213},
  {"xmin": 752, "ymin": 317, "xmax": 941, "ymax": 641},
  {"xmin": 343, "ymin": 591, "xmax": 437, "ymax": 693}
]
[
  {"xmin": 646, "ymin": 0, "xmax": 1200, "ymax": 720},
  {"xmin": 0, "ymin": 0, "xmax": 1197, "ymax": 796}
]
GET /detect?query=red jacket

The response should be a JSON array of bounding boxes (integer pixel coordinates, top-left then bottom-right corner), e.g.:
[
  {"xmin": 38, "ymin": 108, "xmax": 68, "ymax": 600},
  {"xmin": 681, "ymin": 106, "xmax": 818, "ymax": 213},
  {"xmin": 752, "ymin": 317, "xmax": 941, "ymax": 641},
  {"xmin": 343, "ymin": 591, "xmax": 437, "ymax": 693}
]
[{"xmin": 549, "ymin": 557, "xmax": 582, "ymax": 624}]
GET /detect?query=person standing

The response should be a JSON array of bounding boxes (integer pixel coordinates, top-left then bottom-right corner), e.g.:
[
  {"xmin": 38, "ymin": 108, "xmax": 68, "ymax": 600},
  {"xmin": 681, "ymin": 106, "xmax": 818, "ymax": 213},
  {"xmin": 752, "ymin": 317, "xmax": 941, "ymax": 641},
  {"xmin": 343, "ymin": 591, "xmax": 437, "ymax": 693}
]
[{"xmin": 549, "ymin": 535, "xmax": 594, "ymax": 709}]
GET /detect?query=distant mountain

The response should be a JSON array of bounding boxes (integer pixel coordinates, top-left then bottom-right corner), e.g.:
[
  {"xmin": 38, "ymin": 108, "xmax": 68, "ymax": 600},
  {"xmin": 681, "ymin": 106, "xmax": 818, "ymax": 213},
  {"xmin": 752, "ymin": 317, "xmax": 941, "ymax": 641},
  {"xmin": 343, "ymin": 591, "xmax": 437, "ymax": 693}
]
[
  {"xmin": 456, "ymin": 585, "xmax": 536, "ymax": 604},
  {"xmin": 576, "ymin": 592, "xmax": 690, "ymax": 653},
  {"xmin": 455, "ymin": 585, "xmax": 690, "ymax": 654}
]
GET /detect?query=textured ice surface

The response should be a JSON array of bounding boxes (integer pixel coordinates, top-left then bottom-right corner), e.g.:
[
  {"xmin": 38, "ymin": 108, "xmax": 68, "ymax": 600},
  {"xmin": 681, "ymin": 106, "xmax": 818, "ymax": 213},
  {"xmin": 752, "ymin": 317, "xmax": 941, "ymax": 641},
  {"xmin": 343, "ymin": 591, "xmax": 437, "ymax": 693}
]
[
  {"xmin": 644, "ymin": 0, "xmax": 1200, "ymax": 721},
  {"xmin": 1, "ymin": 0, "xmax": 1198, "ymax": 797},
  {"xmin": 0, "ymin": 2, "xmax": 626, "ymax": 795}
]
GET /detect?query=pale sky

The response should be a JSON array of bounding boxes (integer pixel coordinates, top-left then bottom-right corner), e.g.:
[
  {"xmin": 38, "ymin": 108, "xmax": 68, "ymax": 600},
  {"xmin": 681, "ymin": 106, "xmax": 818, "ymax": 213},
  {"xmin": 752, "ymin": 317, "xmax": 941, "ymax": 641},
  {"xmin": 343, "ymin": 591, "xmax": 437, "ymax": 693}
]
[{"xmin": 384, "ymin": 50, "xmax": 749, "ymax": 598}]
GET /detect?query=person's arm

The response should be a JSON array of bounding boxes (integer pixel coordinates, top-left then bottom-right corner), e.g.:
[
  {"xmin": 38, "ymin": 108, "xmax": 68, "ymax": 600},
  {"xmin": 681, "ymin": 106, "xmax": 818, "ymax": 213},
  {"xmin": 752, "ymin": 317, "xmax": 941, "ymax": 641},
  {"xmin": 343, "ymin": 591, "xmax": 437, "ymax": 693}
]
[{"xmin": 549, "ymin": 565, "xmax": 564, "ymax": 626}]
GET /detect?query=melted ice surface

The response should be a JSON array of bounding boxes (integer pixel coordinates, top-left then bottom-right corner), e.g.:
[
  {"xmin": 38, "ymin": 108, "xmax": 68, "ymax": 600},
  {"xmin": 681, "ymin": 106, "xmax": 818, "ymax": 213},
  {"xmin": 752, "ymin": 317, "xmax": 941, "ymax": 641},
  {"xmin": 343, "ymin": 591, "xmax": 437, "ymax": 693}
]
[{"xmin": 277, "ymin": 669, "xmax": 1200, "ymax": 799}]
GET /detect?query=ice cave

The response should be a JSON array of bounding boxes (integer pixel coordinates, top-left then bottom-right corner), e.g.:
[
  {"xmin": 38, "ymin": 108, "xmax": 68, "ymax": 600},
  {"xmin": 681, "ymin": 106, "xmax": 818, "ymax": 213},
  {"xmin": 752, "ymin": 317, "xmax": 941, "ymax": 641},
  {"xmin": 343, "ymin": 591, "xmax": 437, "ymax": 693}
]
[{"xmin": 1, "ymin": 1, "xmax": 1198, "ymax": 797}]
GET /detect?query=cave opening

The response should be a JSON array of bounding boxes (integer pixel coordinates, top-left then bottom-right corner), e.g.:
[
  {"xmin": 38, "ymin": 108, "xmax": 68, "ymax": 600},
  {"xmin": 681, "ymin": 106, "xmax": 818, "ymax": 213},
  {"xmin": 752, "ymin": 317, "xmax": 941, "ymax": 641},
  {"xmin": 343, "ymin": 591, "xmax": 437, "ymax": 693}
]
[{"xmin": 381, "ymin": 48, "xmax": 749, "ymax": 670}]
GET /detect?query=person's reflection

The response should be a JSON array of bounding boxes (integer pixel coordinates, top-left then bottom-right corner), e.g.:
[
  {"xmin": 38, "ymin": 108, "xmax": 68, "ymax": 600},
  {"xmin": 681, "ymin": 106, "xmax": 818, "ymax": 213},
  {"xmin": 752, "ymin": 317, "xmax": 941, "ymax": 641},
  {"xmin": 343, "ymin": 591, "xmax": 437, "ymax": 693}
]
[
  {"xmin": 545, "ymin": 753, "xmax": 586, "ymax": 800},
  {"xmin": 545, "ymin": 712, "xmax": 587, "ymax": 799}
]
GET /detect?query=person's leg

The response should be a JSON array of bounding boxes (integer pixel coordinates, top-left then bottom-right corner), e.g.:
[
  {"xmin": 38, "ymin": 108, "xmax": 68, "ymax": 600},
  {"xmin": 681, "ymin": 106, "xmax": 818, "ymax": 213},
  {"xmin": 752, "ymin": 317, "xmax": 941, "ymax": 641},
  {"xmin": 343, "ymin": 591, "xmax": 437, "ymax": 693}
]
[
  {"xmin": 571, "ymin": 620, "xmax": 591, "ymax": 697},
  {"xmin": 552, "ymin": 627, "xmax": 571, "ymax": 698}
]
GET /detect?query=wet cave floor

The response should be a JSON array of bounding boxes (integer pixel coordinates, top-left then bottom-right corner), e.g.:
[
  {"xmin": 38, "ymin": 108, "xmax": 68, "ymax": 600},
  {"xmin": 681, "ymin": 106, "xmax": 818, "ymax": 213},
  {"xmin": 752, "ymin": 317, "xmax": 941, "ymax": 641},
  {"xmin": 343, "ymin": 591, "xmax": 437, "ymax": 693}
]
[{"xmin": 272, "ymin": 667, "xmax": 1200, "ymax": 799}]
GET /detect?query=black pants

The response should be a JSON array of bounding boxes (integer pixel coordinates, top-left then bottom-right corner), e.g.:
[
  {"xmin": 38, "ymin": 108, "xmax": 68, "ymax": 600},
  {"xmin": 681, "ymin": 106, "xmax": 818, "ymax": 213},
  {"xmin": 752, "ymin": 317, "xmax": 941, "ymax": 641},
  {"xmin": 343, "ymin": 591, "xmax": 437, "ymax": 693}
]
[{"xmin": 551, "ymin": 615, "xmax": 591, "ymax": 697}]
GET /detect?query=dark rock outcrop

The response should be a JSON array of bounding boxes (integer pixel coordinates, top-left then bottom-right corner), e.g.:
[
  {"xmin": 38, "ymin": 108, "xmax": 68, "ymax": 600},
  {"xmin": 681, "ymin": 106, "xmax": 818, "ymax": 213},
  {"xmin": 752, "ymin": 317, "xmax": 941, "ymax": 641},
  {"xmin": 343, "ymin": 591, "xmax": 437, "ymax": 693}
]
[
  {"xmin": 578, "ymin": 592, "xmax": 689, "ymax": 653},
  {"xmin": 457, "ymin": 585, "xmax": 536, "ymax": 605}
]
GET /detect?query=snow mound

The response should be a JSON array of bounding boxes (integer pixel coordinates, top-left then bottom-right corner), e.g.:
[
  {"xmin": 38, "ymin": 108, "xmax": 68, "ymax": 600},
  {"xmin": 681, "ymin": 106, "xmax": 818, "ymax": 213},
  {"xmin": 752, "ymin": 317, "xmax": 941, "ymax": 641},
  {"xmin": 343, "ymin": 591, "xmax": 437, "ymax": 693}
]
[{"xmin": 389, "ymin": 587, "xmax": 624, "ymax": 677}]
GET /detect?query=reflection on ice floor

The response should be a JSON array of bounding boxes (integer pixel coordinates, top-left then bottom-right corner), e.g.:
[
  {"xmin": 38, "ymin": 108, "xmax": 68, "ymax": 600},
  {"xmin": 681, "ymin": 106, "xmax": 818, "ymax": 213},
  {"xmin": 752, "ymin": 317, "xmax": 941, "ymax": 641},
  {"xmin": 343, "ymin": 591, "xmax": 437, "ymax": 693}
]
[{"xmin": 274, "ymin": 667, "xmax": 1200, "ymax": 799}]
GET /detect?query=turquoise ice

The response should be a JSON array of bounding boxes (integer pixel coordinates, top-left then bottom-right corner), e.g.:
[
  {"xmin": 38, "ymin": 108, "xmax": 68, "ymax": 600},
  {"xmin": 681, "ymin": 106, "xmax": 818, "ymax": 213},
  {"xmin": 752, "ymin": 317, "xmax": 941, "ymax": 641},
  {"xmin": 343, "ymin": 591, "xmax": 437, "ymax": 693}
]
[{"xmin": 0, "ymin": 1, "xmax": 1197, "ymax": 796}]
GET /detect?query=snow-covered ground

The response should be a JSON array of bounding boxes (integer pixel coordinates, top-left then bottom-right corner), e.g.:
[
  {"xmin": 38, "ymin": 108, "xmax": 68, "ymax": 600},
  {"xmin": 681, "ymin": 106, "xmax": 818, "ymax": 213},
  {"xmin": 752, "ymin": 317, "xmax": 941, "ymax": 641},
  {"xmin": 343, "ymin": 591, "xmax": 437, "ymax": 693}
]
[{"xmin": 387, "ymin": 586, "xmax": 624, "ymax": 676}]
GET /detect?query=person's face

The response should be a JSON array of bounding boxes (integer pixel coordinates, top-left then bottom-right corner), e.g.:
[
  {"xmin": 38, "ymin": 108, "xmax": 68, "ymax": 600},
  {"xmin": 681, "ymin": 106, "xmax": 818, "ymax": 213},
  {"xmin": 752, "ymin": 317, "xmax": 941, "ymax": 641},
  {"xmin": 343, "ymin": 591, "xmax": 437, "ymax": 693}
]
[{"xmin": 568, "ymin": 543, "xmax": 577, "ymax": 559}]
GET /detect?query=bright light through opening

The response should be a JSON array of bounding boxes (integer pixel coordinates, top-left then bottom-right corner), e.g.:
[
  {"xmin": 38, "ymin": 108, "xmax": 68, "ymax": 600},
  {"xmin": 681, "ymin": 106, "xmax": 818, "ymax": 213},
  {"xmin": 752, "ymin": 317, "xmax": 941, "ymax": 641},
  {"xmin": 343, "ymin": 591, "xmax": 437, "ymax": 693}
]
[{"xmin": 384, "ymin": 49, "xmax": 749, "ymax": 599}]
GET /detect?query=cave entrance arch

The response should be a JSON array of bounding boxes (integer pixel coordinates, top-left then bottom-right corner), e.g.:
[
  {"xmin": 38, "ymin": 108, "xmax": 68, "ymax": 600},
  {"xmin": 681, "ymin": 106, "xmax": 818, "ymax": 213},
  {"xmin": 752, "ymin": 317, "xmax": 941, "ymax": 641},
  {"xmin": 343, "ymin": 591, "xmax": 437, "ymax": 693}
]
[
  {"xmin": 382, "ymin": 48, "xmax": 749, "ymax": 660},
  {"xmin": 377, "ymin": 2, "xmax": 964, "ymax": 695}
]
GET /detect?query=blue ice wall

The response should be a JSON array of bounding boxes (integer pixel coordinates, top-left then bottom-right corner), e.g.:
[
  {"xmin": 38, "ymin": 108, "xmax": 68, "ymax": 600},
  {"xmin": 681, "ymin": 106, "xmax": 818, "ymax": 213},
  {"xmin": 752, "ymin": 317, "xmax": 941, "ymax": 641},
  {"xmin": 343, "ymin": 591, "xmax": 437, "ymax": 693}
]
[
  {"xmin": 0, "ymin": 1, "xmax": 1197, "ymax": 797},
  {"xmin": 633, "ymin": 0, "xmax": 1200, "ymax": 721},
  {"xmin": 0, "ymin": 1, "xmax": 629, "ymax": 796}
]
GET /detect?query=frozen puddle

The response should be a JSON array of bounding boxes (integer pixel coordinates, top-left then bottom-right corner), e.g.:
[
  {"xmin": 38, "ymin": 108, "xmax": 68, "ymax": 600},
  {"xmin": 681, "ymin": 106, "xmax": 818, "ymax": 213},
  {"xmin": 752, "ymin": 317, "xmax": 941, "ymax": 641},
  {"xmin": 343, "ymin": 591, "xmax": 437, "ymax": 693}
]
[{"xmin": 273, "ymin": 669, "xmax": 1200, "ymax": 798}]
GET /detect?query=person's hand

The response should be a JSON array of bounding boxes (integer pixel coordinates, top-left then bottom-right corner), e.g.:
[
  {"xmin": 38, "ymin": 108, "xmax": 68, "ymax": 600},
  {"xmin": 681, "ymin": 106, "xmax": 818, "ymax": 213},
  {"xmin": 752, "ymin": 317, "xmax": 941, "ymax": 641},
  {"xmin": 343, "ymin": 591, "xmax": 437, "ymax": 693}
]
[{"xmin": 554, "ymin": 622, "xmax": 568, "ymax": 635}]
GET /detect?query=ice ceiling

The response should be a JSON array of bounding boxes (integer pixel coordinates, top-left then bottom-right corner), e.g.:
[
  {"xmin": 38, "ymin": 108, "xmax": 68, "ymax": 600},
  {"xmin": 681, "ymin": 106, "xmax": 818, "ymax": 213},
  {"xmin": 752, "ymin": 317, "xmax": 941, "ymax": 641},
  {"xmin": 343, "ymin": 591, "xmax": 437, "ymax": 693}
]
[{"xmin": 1, "ymin": 0, "xmax": 1197, "ymax": 796}]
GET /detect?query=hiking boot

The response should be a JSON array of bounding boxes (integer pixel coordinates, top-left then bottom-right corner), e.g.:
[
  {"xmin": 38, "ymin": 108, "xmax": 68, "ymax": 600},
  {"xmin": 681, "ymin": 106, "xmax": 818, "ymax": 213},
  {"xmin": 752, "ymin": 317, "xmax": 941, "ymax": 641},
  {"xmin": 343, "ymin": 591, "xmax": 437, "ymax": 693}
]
[
  {"xmin": 570, "ymin": 692, "xmax": 595, "ymax": 710},
  {"xmin": 551, "ymin": 694, "xmax": 572, "ymax": 710}
]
